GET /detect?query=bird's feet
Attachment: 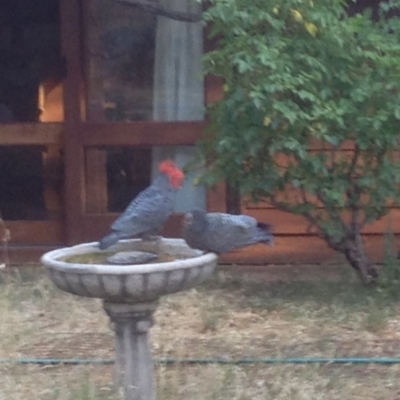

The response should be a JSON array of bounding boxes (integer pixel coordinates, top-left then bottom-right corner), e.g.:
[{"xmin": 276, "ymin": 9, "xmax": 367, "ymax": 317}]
[
  {"xmin": 141, "ymin": 234, "xmax": 161, "ymax": 242},
  {"xmin": 141, "ymin": 234, "xmax": 162, "ymax": 254}
]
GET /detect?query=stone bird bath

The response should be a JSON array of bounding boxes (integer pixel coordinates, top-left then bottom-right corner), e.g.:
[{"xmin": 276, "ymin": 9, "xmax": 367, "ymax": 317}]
[{"xmin": 41, "ymin": 238, "xmax": 218, "ymax": 400}]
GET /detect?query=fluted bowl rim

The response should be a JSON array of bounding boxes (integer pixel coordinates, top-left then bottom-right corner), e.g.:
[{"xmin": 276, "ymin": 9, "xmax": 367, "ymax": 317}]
[{"xmin": 41, "ymin": 238, "xmax": 218, "ymax": 275}]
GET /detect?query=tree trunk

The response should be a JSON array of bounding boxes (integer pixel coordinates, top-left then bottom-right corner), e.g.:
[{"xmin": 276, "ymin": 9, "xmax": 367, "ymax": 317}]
[
  {"xmin": 226, "ymin": 184, "xmax": 241, "ymax": 215},
  {"xmin": 341, "ymin": 233, "xmax": 378, "ymax": 286}
]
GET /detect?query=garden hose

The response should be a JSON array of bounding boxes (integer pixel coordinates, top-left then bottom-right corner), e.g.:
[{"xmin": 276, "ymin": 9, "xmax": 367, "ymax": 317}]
[{"xmin": 1, "ymin": 356, "xmax": 400, "ymax": 365}]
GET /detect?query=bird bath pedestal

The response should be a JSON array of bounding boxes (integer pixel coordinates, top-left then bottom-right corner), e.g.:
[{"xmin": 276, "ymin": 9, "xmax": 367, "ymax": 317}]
[{"xmin": 40, "ymin": 238, "xmax": 218, "ymax": 400}]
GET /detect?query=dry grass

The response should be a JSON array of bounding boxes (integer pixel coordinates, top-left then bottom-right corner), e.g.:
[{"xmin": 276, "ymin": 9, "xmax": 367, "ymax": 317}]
[{"xmin": 1, "ymin": 266, "xmax": 400, "ymax": 399}]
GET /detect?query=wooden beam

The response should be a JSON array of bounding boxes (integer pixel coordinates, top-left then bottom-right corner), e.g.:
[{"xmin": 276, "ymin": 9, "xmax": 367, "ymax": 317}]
[
  {"xmin": 85, "ymin": 148, "xmax": 108, "ymax": 213},
  {"xmin": 5, "ymin": 232, "xmax": 393, "ymax": 266},
  {"xmin": 81, "ymin": 121, "xmax": 207, "ymax": 146},
  {"xmin": 5, "ymin": 232, "xmax": 397, "ymax": 266},
  {"xmin": 5, "ymin": 221, "xmax": 64, "ymax": 245},
  {"xmin": 82, "ymin": 214, "xmax": 117, "ymax": 242},
  {"xmin": 61, "ymin": 0, "xmax": 86, "ymax": 244},
  {"xmin": 207, "ymin": 182, "xmax": 227, "ymax": 212},
  {"xmin": 246, "ymin": 208, "xmax": 400, "ymax": 235},
  {"xmin": 6, "ymin": 245, "xmax": 60, "ymax": 265},
  {"xmin": 205, "ymin": 75, "xmax": 224, "ymax": 105},
  {"xmin": 0, "ymin": 123, "xmax": 63, "ymax": 145},
  {"xmin": 42, "ymin": 145, "xmax": 63, "ymax": 219},
  {"xmin": 219, "ymin": 234, "xmax": 400, "ymax": 265}
]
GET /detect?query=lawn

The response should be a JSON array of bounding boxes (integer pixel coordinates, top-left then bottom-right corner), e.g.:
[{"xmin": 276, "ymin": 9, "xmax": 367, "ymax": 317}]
[{"xmin": 1, "ymin": 265, "xmax": 400, "ymax": 399}]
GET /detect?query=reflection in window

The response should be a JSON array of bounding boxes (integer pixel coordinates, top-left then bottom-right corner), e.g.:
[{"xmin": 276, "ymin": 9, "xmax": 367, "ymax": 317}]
[
  {"xmin": 85, "ymin": 146, "xmax": 152, "ymax": 213},
  {"xmin": 151, "ymin": 0, "xmax": 206, "ymax": 212},
  {"xmin": 86, "ymin": 0, "xmax": 205, "ymax": 124},
  {"xmin": 85, "ymin": 0, "xmax": 206, "ymax": 212},
  {"xmin": 0, "ymin": 146, "xmax": 63, "ymax": 220},
  {"xmin": 86, "ymin": 2, "xmax": 156, "ymax": 121},
  {"xmin": 85, "ymin": 145, "xmax": 207, "ymax": 215},
  {"xmin": 107, "ymin": 147, "xmax": 152, "ymax": 212},
  {"xmin": 0, "ymin": 0, "xmax": 64, "ymax": 123}
]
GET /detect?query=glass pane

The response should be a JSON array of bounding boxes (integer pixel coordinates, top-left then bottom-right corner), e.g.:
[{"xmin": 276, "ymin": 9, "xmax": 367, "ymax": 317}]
[
  {"xmin": 84, "ymin": 146, "xmax": 206, "ymax": 213},
  {"xmin": 85, "ymin": 146, "xmax": 151, "ymax": 213},
  {"xmin": 85, "ymin": 0, "xmax": 204, "ymax": 122},
  {"xmin": 0, "ymin": 0, "xmax": 64, "ymax": 123},
  {"xmin": 0, "ymin": 145, "xmax": 63, "ymax": 220}
]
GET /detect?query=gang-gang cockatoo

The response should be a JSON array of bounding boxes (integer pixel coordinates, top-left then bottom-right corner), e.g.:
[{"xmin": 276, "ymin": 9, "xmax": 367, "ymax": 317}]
[
  {"xmin": 182, "ymin": 208, "xmax": 273, "ymax": 253},
  {"xmin": 99, "ymin": 159, "xmax": 184, "ymax": 250}
]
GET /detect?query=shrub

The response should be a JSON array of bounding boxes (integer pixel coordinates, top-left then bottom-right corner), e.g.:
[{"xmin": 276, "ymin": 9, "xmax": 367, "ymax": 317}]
[{"xmin": 200, "ymin": 0, "xmax": 400, "ymax": 285}]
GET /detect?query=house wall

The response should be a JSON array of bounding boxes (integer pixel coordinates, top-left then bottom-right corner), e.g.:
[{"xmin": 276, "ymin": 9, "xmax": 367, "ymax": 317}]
[{"xmin": 3, "ymin": 0, "xmax": 397, "ymax": 268}]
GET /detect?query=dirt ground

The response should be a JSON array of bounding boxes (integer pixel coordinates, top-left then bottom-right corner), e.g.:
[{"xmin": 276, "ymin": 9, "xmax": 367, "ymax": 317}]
[
  {"xmin": 219, "ymin": 263, "xmax": 352, "ymax": 282},
  {"xmin": 1, "ymin": 265, "xmax": 400, "ymax": 399}
]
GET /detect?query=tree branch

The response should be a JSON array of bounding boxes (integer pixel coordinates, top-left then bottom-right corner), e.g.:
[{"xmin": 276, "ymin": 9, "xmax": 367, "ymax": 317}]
[
  {"xmin": 299, "ymin": 186, "xmax": 318, "ymax": 234},
  {"xmin": 348, "ymin": 144, "xmax": 360, "ymax": 176},
  {"xmin": 107, "ymin": 0, "xmax": 203, "ymax": 22},
  {"xmin": 347, "ymin": 145, "xmax": 362, "ymax": 231},
  {"xmin": 269, "ymin": 191, "xmax": 346, "ymax": 251},
  {"xmin": 316, "ymin": 191, "xmax": 352, "ymax": 238}
]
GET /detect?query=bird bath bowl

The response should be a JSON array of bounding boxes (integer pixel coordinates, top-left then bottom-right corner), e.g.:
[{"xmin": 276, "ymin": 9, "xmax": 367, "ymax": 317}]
[{"xmin": 41, "ymin": 238, "xmax": 218, "ymax": 400}]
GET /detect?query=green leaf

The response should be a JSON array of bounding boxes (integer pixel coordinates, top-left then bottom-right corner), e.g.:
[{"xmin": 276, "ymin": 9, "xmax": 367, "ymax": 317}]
[{"xmin": 200, "ymin": 0, "xmax": 400, "ymax": 283}]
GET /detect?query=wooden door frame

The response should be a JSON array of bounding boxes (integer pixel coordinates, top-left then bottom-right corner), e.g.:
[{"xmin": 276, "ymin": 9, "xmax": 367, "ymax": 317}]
[
  {"xmin": 60, "ymin": 0, "xmax": 226, "ymax": 245},
  {"xmin": 0, "ymin": 124, "xmax": 64, "ymax": 247},
  {"xmin": 0, "ymin": 0, "xmax": 67, "ymax": 260}
]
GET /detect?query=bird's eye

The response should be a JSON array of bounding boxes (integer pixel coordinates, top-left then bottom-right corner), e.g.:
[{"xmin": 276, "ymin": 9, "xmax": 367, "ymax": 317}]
[{"xmin": 184, "ymin": 214, "xmax": 193, "ymax": 224}]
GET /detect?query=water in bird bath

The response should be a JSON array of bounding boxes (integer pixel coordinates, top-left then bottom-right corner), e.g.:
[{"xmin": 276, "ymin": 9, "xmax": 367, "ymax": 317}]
[
  {"xmin": 59, "ymin": 238, "xmax": 198, "ymax": 266},
  {"xmin": 61, "ymin": 251, "xmax": 192, "ymax": 265}
]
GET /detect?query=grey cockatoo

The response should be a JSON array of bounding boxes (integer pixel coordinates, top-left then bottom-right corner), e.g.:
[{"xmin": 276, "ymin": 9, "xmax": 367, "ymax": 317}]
[
  {"xmin": 99, "ymin": 159, "xmax": 184, "ymax": 250},
  {"xmin": 182, "ymin": 209, "xmax": 274, "ymax": 253}
]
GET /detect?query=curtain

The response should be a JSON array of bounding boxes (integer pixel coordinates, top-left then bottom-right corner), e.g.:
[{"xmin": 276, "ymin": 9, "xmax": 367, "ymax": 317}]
[{"xmin": 151, "ymin": 0, "xmax": 206, "ymax": 212}]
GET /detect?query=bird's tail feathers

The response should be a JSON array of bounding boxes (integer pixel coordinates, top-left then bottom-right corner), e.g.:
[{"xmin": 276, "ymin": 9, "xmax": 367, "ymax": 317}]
[
  {"xmin": 257, "ymin": 222, "xmax": 271, "ymax": 231},
  {"xmin": 256, "ymin": 222, "xmax": 274, "ymax": 246},
  {"xmin": 99, "ymin": 231, "xmax": 121, "ymax": 250}
]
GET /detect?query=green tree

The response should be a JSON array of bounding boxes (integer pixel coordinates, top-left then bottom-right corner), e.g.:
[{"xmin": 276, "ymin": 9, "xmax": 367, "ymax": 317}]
[{"xmin": 200, "ymin": 0, "xmax": 400, "ymax": 285}]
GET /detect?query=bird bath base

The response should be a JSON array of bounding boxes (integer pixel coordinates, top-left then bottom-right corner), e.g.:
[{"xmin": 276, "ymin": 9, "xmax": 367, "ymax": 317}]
[
  {"xmin": 104, "ymin": 301, "xmax": 157, "ymax": 400},
  {"xmin": 41, "ymin": 238, "xmax": 218, "ymax": 400}
]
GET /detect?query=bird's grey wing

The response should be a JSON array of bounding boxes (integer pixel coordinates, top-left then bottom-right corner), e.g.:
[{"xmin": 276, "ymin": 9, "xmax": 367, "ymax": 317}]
[
  {"xmin": 209, "ymin": 213, "xmax": 256, "ymax": 234},
  {"xmin": 207, "ymin": 214, "xmax": 259, "ymax": 251},
  {"xmin": 198, "ymin": 213, "xmax": 239, "ymax": 252},
  {"xmin": 111, "ymin": 187, "xmax": 172, "ymax": 235},
  {"xmin": 230, "ymin": 214, "xmax": 257, "ymax": 227},
  {"xmin": 228, "ymin": 215, "xmax": 273, "ymax": 246}
]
